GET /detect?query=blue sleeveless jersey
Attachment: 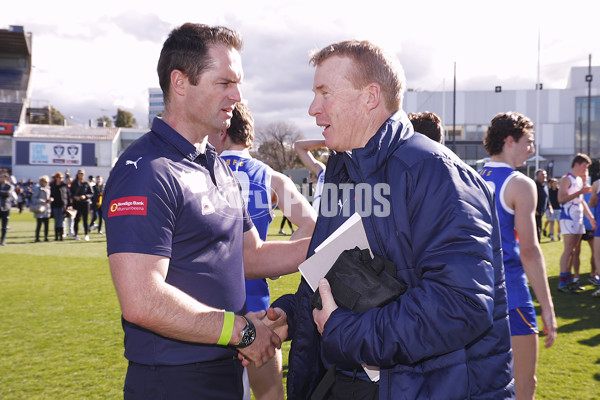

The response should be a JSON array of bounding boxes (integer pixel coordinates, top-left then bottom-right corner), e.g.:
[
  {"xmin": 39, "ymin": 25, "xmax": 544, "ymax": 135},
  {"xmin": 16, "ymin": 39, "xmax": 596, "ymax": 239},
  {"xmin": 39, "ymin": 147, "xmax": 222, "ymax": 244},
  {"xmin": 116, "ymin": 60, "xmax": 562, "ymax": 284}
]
[
  {"xmin": 480, "ymin": 162, "xmax": 533, "ymax": 311},
  {"xmin": 221, "ymin": 150, "xmax": 273, "ymax": 312}
]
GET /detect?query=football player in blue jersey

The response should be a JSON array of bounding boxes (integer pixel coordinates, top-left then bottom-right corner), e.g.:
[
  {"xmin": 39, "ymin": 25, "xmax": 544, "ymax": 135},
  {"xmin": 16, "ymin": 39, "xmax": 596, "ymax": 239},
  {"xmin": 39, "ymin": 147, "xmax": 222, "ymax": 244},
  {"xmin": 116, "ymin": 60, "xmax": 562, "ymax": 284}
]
[
  {"xmin": 210, "ymin": 102, "xmax": 317, "ymax": 400},
  {"xmin": 481, "ymin": 112, "xmax": 557, "ymax": 400}
]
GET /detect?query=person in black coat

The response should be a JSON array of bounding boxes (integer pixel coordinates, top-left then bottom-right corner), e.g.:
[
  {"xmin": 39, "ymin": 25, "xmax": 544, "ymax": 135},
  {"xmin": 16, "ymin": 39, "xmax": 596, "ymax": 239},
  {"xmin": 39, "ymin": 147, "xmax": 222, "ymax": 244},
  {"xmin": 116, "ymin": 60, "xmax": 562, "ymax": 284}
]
[
  {"xmin": 90, "ymin": 176, "xmax": 104, "ymax": 234},
  {"xmin": 50, "ymin": 171, "xmax": 71, "ymax": 240},
  {"xmin": 69, "ymin": 169, "xmax": 93, "ymax": 241}
]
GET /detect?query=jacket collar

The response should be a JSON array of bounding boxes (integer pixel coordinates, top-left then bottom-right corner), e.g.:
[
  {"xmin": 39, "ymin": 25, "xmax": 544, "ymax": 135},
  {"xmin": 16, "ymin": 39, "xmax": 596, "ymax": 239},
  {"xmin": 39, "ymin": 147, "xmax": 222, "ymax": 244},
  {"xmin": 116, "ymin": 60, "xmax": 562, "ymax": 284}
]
[{"xmin": 332, "ymin": 110, "xmax": 413, "ymax": 179}]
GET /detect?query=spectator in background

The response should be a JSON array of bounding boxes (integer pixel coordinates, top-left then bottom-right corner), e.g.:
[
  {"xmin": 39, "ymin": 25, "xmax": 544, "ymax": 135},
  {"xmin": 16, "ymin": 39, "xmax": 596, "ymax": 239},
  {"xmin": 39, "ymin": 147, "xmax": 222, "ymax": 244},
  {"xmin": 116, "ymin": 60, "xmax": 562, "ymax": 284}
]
[
  {"xmin": 408, "ymin": 111, "xmax": 444, "ymax": 143},
  {"xmin": 278, "ymin": 214, "xmax": 294, "ymax": 235},
  {"xmin": 32, "ymin": 175, "xmax": 52, "ymax": 242},
  {"xmin": 70, "ymin": 169, "xmax": 93, "ymax": 241},
  {"xmin": 294, "ymin": 139, "xmax": 327, "ymax": 212},
  {"xmin": 87, "ymin": 175, "xmax": 96, "ymax": 189},
  {"xmin": 87, "ymin": 175, "xmax": 96, "ymax": 225},
  {"xmin": 64, "ymin": 171, "xmax": 75, "ymax": 237},
  {"xmin": 50, "ymin": 172, "xmax": 71, "ymax": 241},
  {"xmin": 15, "ymin": 186, "xmax": 26, "ymax": 213},
  {"xmin": 0, "ymin": 172, "xmax": 16, "ymax": 245},
  {"xmin": 544, "ymin": 178, "xmax": 562, "ymax": 241},
  {"xmin": 24, "ymin": 179, "xmax": 33, "ymax": 207},
  {"xmin": 534, "ymin": 169, "xmax": 550, "ymax": 242},
  {"xmin": 64, "ymin": 170, "xmax": 72, "ymax": 185},
  {"xmin": 90, "ymin": 175, "xmax": 104, "ymax": 234}
]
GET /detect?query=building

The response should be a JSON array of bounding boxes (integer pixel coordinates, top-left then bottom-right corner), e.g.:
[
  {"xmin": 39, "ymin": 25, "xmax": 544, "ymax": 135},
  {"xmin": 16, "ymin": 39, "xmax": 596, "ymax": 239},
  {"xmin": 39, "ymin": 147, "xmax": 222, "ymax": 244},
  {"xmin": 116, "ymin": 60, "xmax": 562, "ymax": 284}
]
[
  {"xmin": 0, "ymin": 25, "xmax": 32, "ymax": 171},
  {"xmin": 148, "ymin": 88, "xmax": 164, "ymax": 127},
  {"xmin": 0, "ymin": 26, "xmax": 148, "ymax": 181},
  {"xmin": 9, "ymin": 124, "xmax": 147, "ymax": 181},
  {"xmin": 404, "ymin": 65, "xmax": 600, "ymax": 178},
  {"xmin": 12, "ymin": 124, "xmax": 119, "ymax": 180}
]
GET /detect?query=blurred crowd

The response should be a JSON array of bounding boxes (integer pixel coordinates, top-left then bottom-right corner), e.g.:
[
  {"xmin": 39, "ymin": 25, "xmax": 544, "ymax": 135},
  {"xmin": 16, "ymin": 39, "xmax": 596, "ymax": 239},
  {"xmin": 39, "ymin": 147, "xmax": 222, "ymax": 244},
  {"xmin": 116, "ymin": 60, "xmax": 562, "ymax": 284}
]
[{"xmin": 0, "ymin": 168, "xmax": 104, "ymax": 244}]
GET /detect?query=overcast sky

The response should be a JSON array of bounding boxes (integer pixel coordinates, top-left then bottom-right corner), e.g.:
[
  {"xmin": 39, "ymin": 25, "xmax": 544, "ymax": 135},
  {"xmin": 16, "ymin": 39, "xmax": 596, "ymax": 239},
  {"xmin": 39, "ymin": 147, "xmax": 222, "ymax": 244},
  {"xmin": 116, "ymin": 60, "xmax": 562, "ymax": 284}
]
[{"xmin": 3, "ymin": 0, "xmax": 599, "ymax": 138}]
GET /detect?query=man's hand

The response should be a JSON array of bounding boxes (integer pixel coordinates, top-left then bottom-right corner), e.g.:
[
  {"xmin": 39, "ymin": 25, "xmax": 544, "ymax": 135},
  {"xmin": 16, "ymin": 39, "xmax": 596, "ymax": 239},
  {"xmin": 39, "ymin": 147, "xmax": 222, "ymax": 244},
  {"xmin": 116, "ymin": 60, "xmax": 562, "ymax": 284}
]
[
  {"xmin": 237, "ymin": 311, "xmax": 282, "ymax": 368},
  {"xmin": 263, "ymin": 307, "xmax": 288, "ymax": 341},
  {"xmin": 312, "ymin": 279, "xmax": 338, "ymax": 335},
  {"xmin": 541, "ymin": 307, "xmax": 558, "ymax": 348}
]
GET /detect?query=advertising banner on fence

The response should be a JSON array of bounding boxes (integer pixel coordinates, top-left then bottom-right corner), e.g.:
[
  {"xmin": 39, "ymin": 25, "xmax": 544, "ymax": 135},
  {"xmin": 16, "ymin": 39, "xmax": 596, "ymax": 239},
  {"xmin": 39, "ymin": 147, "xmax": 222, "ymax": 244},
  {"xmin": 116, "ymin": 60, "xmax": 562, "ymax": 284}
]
[{"xmin": 29, "ymin": 142, "xmax": 82, "ymax": 165}]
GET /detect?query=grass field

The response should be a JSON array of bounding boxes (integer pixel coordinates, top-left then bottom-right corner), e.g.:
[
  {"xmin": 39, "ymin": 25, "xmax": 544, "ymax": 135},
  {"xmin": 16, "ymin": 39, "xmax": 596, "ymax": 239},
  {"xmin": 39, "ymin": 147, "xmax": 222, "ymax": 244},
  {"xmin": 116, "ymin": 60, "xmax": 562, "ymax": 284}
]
[{"xmin": 1, "ymin": 209, "xmax": 599, "ymax": 399}]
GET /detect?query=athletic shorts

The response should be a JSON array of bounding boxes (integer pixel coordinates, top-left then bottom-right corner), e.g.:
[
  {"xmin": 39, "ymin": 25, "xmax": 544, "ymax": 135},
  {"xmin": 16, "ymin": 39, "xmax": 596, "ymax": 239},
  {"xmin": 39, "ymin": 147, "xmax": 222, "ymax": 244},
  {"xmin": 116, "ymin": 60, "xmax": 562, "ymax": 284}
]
[
  {"xmin": 508, "ymin": 307, "xmax": 539, "ymax": 336},
  {"xmin": 582, "ymin": 230, "xmax": 595, "ymax": 241},
  {"xmin": 560, "ymin": 219, "xmax": 585, "ymax": 235},
  {"xmin": 546, "ymin": 209, "xmax": 561, "ymax": 221}
]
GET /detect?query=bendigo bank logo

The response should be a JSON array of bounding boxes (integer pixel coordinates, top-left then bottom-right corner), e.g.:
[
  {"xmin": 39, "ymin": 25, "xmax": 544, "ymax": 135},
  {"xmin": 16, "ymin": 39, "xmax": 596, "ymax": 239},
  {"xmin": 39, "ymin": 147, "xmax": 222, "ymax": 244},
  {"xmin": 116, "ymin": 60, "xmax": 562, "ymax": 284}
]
[{"xmin": 108, "ymin": 196, "xmax": 148, "ymax": 217}]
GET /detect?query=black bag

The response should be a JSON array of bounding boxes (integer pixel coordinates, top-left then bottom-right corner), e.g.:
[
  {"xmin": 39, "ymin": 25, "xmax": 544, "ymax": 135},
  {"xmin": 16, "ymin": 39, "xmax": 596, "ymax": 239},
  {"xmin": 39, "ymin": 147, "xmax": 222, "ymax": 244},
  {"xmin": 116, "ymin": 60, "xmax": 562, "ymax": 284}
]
[{"xmin": 311, "ymin": 247, "xmax": 407, "ymax": 313}]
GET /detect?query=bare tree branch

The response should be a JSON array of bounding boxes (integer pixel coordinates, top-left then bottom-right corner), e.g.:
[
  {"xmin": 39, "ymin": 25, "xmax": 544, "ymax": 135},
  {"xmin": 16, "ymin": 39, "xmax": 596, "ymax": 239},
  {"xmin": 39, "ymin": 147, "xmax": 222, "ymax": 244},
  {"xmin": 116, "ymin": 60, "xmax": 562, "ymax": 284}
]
[{"xmin": 253, "ymin": 121, "xmax": 305, "ymax": 172}]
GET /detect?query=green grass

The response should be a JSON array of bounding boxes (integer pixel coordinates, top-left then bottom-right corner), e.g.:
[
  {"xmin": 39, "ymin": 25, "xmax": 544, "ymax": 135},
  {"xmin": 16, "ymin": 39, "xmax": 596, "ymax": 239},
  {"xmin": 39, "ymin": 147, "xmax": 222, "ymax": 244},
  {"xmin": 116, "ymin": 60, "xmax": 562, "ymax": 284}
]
[{"xmin": 0, "ymin": 210, "xmax": 599, "ymax": 399}]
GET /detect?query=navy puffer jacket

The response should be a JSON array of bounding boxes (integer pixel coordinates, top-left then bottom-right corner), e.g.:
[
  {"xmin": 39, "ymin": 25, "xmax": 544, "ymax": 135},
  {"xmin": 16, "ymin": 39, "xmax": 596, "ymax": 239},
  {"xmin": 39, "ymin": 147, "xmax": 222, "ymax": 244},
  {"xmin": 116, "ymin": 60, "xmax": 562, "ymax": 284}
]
[{"xmin": 272, "ymin": 111, "xmax": 515, "ymax": 399}]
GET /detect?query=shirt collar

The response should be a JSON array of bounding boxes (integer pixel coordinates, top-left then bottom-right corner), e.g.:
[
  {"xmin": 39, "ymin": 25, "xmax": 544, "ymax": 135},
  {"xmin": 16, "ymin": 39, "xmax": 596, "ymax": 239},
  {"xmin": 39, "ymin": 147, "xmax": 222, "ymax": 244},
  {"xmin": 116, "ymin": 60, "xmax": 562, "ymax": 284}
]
[
  {"xmin": 151, "ymin": 117, "xmax": 211, "ymax": 161},
  {"xmin": 483, "ymin": 161, "xmax": 513, "ymax": 169},
  {"xmin": 220, "ymin": 149, "xmax": 251, "ymax": 158}
]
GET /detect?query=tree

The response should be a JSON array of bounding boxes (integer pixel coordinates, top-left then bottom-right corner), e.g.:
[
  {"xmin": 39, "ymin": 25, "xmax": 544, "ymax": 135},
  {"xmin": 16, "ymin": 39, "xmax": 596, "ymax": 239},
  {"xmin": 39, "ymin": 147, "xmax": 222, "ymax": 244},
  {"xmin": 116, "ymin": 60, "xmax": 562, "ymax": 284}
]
[
  {"xmin": 96, "ymin": 115, "xmax": 113, "ymax": 127},
  {"xmin": 49, "ymin": 106, "xmax": 67, "ymax": 125},
  {"xmin": 253, "ymin": 121, "xmax": 304, "ymax": 172},
  {"xmin": 113, "ymin": 108, "xmax": 137, "ymax": 128},
  {"xmin": 29, "ymin": 106, "xmax": 67, "ymax": 125}
]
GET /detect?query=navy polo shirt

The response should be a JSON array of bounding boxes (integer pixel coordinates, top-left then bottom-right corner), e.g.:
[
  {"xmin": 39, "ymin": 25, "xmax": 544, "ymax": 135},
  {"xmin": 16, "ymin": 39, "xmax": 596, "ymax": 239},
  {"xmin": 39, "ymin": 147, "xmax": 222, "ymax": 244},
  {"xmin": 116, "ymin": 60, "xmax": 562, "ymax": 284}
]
[{"xmin": 103, "ymin": 117, "xmax": 254, "ymax": 365}]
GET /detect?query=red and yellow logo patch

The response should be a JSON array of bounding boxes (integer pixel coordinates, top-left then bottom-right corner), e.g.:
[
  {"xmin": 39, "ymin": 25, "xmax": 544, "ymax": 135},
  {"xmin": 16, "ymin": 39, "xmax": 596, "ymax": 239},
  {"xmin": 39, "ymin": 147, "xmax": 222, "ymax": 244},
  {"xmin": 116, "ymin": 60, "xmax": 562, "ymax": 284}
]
[{"xmin": 108, "ymin": 196, "xmax": 148, "ymax": 217}]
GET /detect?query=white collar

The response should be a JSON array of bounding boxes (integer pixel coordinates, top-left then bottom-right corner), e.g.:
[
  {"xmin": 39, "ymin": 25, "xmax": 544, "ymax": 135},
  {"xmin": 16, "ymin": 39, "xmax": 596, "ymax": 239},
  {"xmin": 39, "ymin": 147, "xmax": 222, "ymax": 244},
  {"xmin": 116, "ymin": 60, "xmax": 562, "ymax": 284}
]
[
  {"xmin": 220, "ymin": 149, "xmax": 251, "ymax": 158},
  {"xmin": 483, "ymin": 161, "xmax": 513, "ymax": 169}
]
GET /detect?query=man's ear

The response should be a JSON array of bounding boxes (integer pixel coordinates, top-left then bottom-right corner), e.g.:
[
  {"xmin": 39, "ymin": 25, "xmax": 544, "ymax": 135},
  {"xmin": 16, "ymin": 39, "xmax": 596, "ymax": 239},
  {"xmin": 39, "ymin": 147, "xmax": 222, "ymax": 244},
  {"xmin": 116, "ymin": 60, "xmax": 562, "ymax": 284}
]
[
  {"xmin": 505, "ymin": 135, "xmax": 516, "ymax": 148},
  {"xmin": 365, "ymin": 83, "xmax": 381, "ymax": 111},
  {"xmin": 170, "ymin": 70, "xmax": 186, "ymax": 97}
]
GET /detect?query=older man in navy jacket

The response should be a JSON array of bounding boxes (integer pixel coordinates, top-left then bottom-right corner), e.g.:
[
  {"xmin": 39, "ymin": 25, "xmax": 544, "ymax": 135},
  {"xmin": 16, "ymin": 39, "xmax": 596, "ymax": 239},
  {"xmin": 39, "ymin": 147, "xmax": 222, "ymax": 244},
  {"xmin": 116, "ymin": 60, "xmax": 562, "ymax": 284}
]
[{"xmin": 271, "ymin": 40, "xmax": 515, "ymax": 399}]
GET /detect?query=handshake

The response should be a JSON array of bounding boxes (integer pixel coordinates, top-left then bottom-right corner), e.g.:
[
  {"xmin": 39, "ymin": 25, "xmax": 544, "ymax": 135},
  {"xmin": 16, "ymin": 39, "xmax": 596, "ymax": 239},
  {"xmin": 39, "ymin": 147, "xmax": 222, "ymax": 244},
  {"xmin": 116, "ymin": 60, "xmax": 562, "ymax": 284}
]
[{"xmin": 235, "ymin": 307, "xmax": 288, "ymax": 368}]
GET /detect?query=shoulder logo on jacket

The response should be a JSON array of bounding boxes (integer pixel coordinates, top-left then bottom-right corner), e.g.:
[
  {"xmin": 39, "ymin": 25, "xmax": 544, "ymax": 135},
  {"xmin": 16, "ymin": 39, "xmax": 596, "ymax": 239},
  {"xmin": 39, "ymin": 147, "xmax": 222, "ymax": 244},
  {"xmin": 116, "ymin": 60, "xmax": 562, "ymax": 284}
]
[{"xmin": 125, "ymin": 157, "xmax": 142, "ymax": 169}]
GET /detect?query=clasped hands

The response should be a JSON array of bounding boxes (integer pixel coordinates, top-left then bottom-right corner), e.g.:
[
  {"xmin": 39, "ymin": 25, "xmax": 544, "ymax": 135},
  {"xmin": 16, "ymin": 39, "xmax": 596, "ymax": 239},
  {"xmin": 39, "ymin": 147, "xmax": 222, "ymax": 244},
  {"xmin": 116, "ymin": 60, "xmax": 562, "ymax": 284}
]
[{"xmin": 237, "ymin": 278, "xmax": 339, "ymax": 367}]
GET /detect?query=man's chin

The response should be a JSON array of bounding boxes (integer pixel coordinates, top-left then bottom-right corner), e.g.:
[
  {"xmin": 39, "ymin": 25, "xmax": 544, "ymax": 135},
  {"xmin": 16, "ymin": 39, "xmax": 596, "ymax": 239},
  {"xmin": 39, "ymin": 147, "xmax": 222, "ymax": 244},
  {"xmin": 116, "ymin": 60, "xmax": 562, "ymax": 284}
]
[{"xmin": 323, "ymin": 136, "xmax": 340, "ymax": 152}]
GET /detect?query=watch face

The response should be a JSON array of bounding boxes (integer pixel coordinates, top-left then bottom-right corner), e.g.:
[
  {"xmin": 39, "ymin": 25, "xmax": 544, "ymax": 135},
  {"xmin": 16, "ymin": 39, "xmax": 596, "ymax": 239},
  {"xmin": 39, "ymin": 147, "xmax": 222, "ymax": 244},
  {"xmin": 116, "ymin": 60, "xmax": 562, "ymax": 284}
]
[
  {"xmin": 243, "ymin": 327, "xmax": 256, "ymax": 346},
  {"xmin": 237, "ymin": 318, "xmax": 256, "ymax": 348}
]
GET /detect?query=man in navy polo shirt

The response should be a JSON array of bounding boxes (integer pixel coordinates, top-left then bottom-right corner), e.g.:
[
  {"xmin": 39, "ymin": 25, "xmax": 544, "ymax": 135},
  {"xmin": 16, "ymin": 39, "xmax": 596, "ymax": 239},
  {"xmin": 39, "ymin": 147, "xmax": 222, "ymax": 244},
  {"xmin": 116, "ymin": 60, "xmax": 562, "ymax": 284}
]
[{"xmin": 103, "ymin": 23, "xmax": 309, "ymax": 400}]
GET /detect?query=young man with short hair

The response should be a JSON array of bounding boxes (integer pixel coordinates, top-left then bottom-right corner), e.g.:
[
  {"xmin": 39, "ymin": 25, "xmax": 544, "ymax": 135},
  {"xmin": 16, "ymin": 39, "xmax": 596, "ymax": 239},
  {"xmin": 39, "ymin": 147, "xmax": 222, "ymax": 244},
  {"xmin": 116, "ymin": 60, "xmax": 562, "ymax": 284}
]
[{"xmin": 480, "ymin": 111, "xmax": 557, "ymax": 400}]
